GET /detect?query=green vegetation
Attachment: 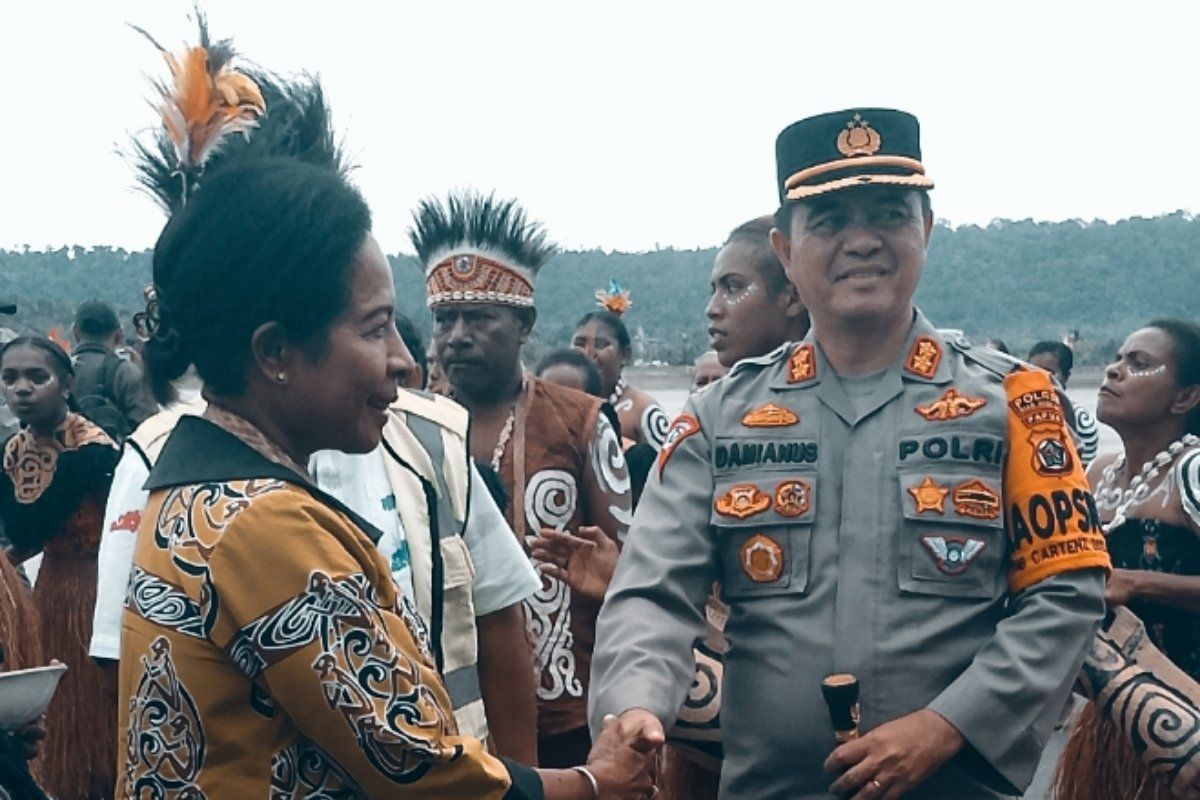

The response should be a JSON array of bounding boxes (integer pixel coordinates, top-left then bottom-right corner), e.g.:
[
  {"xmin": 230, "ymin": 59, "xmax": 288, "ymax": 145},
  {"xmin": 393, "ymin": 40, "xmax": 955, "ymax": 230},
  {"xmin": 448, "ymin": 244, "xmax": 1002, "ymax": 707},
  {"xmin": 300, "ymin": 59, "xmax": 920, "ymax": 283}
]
[{"xmin": 3, "ymin": 212, "xmax": 1197, "ymax": 365}]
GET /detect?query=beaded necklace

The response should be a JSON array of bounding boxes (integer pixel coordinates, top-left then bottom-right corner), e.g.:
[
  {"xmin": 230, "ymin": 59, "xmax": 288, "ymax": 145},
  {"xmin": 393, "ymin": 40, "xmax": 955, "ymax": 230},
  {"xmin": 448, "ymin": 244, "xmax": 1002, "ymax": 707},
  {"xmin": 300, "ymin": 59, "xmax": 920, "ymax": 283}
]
[
  {"xmin": 1096, "ymin": 433, "xmax": 1200, "ymax": 532},
  {"xmin": 608, "ymin": 375, "xmax": 627, "ymax": 407}
]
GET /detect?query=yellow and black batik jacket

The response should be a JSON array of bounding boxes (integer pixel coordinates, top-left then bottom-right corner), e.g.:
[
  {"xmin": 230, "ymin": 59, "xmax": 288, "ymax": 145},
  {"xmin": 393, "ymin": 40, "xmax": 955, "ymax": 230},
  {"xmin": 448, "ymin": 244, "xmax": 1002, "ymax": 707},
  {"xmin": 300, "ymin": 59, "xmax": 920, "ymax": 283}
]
[{"xmin": 116, "ymin": 415, "xmax": 541, "ymax": 799}]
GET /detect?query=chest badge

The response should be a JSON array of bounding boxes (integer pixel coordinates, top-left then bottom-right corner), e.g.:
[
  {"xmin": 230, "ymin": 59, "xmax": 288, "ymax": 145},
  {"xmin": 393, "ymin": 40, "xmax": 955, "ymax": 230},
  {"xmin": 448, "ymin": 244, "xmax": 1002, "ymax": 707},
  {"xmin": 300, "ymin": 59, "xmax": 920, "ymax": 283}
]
[
  {"xmin": 739, "ymin": 533, "xmax": 785, "ymax": 583},
  {"xmin": 921, "ymin": 535, "xmax": 987, "ymax": 575},
  {"xmin": 742, "ymin": 403, "xmax": 799, "ymax": 428},
  {"xmin": 908, "ymin": 477, "xmax": 949, "ymax": 515},
  {"xmin": 774, "ymin": 479, "xmax": 812, "ymax": 517},
  {"xmin": 715, "ymin": 484, "xmax": 772, "ymax": 520},
  {"xmin": 915, "ymin": 388, "xmax": 987, "ymax": 421},
  {"xmin": 788, "ymin": 344, "xmax": 816, "ymax": 384},
  {"xmin": 905, "ymin": 336, "xmax": 942, "ymax": 379},
  {"xmin": 952, "ymin": 479, "xmax": 1000, "ymax": 520}
]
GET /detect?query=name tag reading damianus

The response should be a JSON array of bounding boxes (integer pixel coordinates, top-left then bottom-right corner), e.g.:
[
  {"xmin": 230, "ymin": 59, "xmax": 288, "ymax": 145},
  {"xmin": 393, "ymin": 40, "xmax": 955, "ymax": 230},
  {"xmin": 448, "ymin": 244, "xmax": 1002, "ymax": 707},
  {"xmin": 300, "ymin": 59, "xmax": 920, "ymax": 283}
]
[{"xmin": 715, "ymin": 441, "xmax": 819, "ymax": 470}]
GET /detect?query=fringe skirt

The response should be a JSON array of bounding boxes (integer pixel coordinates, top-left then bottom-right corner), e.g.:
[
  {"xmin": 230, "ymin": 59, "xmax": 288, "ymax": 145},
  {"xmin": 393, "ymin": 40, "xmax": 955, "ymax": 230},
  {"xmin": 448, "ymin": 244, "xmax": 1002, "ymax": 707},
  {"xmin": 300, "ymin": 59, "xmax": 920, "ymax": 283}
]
[{"xmin": 32, "ymin": 551, "xmax": 115, "ymax": 800}]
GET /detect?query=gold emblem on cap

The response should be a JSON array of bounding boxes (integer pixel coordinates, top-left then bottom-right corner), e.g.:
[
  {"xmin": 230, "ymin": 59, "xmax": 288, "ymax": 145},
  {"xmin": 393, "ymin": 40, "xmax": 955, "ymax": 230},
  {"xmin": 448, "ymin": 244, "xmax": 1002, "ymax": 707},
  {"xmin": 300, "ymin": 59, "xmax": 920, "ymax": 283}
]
[{"xmin": 836, "ymin": 113, "xmax": 882, "ymax": 158}]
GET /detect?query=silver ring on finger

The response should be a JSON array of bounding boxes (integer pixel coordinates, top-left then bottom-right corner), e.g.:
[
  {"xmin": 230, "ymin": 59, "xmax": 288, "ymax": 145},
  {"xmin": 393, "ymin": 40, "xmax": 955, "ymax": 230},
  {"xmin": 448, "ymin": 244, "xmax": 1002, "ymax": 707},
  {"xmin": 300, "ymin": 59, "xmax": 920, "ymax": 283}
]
[{"xmin": 869, "ymin": 778, "xmax": 884, "ymax": 794}]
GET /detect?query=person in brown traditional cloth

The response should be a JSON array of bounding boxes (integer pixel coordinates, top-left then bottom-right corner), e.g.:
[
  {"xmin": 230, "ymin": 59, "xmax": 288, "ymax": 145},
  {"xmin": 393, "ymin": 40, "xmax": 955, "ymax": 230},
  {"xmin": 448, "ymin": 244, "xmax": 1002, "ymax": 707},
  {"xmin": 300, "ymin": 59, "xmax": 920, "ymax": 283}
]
[
  {"xmin": 1054, "ymin": 319, "xmax": 1200, "ymax": 800},
  {"xmin": 0, "ymin": 336, "xmax": 118, "ymax": 800},
  {"xmin": 413, "ymin": 191, "xmax": 635, "ymax": 768},
  {"xmin": 573, "ymin": 282, "xmax": 670, "ymax": 450}
]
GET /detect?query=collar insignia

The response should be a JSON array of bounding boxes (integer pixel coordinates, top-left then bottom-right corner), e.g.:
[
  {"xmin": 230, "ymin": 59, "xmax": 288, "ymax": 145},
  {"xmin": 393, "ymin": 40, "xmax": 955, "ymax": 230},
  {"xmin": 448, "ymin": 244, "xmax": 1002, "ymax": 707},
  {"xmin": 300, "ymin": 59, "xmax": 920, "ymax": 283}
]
[
  {"xmin": 952, "ymin": 479, "xmax": 1000, "ymax": 520},
  {"xmin": 908, "ymin": 477, "xmax": 949, "ymax": 515},
  {"xmin": 915, "ymin": 388, "xmax": 986, "ymax": 421},
  {"xmin": 837, "ymin": 113, "xmax": 882, "ymax": 158},
  {"xmin": 788, "ymin": 344, "xmax": 816, "ymax": 384},
  {"xmin": 742, "ymin": 403, "xmax": 799, "ymax": 428},
  {"xmin": 715, "ymin": 484, "xmax": 772, "ymax": 520},
  {"xmin": 905, "ymin": 336, "xmax": 942, "ymax": 379},
  {"xmin": 921, "ymin": 535, "xmax": 987, "ymax": 575},
  {"xmin": 739, "ymin": 533, "xmax": 785, "ymax": 583},
  {"xmin": 774, "ymin": 479, "xmax": 812, "ymax": 518}
]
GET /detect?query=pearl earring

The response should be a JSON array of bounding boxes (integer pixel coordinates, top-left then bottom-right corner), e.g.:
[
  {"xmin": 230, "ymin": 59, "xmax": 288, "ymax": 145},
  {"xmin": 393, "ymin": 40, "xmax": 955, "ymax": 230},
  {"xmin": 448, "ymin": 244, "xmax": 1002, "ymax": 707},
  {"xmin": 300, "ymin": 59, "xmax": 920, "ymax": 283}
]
[{"xmin": 276, "ymin": 373, "xmax": 287, "ymax": 383}]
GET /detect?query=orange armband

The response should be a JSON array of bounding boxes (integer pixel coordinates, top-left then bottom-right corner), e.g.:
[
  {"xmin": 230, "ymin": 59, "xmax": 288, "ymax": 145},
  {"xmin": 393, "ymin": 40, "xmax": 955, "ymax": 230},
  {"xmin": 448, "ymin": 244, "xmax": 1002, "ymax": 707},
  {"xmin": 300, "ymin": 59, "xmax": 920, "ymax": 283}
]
[{"xmin": 1003, "ymin": 369, "xmax": 1111, "ymax": 592}]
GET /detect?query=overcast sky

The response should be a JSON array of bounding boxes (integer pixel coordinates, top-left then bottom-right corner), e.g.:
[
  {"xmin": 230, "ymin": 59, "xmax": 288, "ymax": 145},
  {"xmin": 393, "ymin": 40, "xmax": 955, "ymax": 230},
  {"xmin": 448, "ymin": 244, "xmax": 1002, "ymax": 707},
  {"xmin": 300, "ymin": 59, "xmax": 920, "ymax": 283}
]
[{"xmin": 1, "ymin": 1, "xmax": 1195, "ymax": 255}]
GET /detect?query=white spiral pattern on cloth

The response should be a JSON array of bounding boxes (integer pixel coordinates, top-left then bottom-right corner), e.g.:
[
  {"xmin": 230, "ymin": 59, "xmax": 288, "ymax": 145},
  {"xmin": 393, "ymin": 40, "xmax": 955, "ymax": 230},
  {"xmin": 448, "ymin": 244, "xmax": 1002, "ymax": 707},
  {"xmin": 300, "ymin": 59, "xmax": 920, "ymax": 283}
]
[
  {"xmin": 1072, "ymin": 405, "xmax": 1100, "ymax": 466},
  {"xmin": 522, "ymin": 469, "xmax": 582, "ymax": 701},
  {"xmin": 590, "ymin": 414, "xmax": 632, "ymax": 535},
  {"xmin": 1178, "ymin": 450, "xmax": 1200, "ymax": 530},
  {"xmin": 642, "ymin": 404, "xmax": 671, "ymax": 450}
]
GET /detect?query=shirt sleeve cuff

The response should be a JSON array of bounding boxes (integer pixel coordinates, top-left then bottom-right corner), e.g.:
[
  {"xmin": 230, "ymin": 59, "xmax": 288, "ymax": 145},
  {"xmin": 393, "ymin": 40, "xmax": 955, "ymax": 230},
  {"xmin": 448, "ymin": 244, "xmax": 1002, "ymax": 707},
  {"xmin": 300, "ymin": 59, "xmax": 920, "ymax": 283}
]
[
  {"xmin": 500, "ymin": 757, "xmax": 545, "ymax": 800},
  {"xmin": 927, "ymin": 680, "xmax": 1042, "ymax": 792}
]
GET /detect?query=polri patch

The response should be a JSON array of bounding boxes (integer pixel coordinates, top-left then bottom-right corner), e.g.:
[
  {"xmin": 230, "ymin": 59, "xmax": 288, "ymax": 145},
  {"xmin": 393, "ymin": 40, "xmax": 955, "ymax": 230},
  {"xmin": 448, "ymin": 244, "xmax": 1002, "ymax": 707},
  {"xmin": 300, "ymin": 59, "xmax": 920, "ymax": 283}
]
[
  {"xmin": 742, "ymin": 403, "xmax": 799, "ymax": 428},
  {"xmin": 915, "ymin": 388, "xmax": 986, "ymax": 421},
  {"xmin": 110, "ymin": 510, "xmax": 142, "ymax": 533},
  {"xmin": 715, "ymin": 484, "xmax": 771, "ymax": 520},
  {"xmin": 788, "ymin": 344, "xmax": 816, "ymax": 384},
  {"xmin": 774, "ymin": 479, "xmax": 811, "ymax": 518},
  {"xmin": 953, "ymin": 479, "xmax": 1000, "ymax": 520},
  {"xmin": 658, "ymin": 414, "xmax": 701, "ymax": 475},
  {"xmin": 921, "ymin": 535, "xmax": 986, "ymax": 575},
  {"xmin": 908, "ymin": 477, "xmax": 949, "ymax": 515},
  {"xmin": 739, "ymin": 533, "xmax": 785, "ymax": 583},
  {"xmin": 905, "ymin": 336, "xmax": 942, "ymax": 379}
]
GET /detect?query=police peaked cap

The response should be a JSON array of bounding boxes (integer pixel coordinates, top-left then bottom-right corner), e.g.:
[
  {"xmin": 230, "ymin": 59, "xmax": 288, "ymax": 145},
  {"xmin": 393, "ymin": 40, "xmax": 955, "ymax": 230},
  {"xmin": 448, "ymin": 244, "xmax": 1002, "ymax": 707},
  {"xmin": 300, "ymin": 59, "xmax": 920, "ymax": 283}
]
[{"xmin": 775, "ymin": 108, "xmax": 934, "ymax": 203}]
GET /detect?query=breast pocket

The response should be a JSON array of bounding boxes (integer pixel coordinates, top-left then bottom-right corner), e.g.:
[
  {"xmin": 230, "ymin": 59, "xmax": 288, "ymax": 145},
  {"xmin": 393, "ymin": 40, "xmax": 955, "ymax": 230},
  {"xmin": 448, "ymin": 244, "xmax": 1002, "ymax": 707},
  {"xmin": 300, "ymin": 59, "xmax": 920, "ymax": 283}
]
[
  {"xmin": 711, "ymin": 475, "xmax": 815, "ymax": 600},
  {"xmin": 896, "ymin": 469, "xmax": 1006, "ymax": 599}
]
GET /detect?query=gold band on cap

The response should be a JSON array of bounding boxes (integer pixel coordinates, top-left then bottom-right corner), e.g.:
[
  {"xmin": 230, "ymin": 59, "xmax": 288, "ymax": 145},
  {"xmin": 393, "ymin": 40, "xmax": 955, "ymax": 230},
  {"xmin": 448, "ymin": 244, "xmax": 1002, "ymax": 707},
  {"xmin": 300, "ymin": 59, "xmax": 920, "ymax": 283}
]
[
  {"xmin": 785, "ymin": 173, "xmax": 934, "ymax": 201},
  {"xmin": 426, "ymin": 253, "xmax": 535, "ymax": 308},
  {"xmin": 784, "ymin": 155, "xmax": 927, "ymax": 192}
]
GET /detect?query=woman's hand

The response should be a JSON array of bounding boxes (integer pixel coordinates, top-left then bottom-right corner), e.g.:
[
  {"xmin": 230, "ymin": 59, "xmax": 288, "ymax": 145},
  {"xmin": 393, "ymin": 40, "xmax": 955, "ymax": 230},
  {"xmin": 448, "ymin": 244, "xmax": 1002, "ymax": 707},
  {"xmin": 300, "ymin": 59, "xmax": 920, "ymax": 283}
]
[
  {"xmin": 586, "ymin": 713, "xmax": 659, "ymax": 799},
  {"xmin": 12, "ymin": 717, "xmax": 45, "ymax": 761},
  {"xmin": 530, "ymin": 526, "xmax": 619, "ymax": 603}
]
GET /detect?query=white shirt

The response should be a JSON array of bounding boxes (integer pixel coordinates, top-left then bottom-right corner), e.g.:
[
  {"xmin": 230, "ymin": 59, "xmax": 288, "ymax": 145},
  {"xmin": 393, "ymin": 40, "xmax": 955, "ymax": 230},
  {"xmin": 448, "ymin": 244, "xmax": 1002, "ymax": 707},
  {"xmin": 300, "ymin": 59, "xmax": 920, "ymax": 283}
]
[
  {"xmin": 309, "ymin": 448, "xmax": 540, "ymax": 618},
  {"xmin": 90, "ymin": 444, "xmax": 540, "ymax": 659}
]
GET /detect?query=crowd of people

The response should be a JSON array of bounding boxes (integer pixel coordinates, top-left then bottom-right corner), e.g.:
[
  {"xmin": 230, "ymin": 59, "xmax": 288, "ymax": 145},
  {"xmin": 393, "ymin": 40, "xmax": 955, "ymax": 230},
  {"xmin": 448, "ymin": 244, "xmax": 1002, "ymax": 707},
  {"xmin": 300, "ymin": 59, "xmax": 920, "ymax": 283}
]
[{"xmin": 0, "ymin": 16, "xmax": 1197, "ymax": 800}]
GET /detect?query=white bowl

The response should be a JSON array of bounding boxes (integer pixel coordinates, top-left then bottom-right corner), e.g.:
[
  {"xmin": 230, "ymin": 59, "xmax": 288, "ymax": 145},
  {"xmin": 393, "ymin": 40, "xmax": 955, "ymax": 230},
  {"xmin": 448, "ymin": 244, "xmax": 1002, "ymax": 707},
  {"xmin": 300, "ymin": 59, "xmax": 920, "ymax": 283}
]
[{"xmin": 0, "ymin": 664, "xmax": 67, "ymax": 728}]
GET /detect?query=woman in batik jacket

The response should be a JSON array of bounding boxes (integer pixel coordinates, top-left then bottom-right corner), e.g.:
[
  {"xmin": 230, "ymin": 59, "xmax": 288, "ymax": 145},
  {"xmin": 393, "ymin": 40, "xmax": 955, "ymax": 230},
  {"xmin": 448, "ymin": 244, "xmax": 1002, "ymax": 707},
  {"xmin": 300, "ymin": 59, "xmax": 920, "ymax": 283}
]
[{"xmin": 115, "ymin": 156, "xmax": 652, "ymax": 800}]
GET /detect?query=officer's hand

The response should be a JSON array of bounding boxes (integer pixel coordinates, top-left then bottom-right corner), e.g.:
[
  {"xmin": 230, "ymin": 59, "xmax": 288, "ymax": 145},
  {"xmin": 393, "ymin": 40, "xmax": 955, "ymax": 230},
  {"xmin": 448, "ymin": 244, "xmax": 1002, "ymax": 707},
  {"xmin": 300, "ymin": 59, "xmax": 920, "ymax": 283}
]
[
  {"xmin": 824, "ymin": 709, "xmax": 964, "ymax": 800},
  {"xmin": 529, "ymin": 526, "xmax": 618, "ymax": 603},
  {"xmin": 585, "ymin": 713, "xmax": 658, "ymax": 799},
  {"xmin": 615, "ymin": 708, "xmax": 666, "ymax": 754},
  {"xmin": 1104, "ymin": 568, "xmax": 1141, "ymax": 608}
]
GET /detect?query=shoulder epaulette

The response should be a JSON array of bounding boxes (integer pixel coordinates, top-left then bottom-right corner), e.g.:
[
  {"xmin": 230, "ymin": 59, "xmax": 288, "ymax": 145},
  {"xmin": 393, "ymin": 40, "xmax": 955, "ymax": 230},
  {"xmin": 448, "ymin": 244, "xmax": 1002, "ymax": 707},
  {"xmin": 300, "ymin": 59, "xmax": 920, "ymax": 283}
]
[
  {"xmin": 945, "ymin": 330, "xmax": 1027, "ymax": 379},
  {"xmin": 727, "ymin": 341, "xmax": 793, "ymax": 379}
]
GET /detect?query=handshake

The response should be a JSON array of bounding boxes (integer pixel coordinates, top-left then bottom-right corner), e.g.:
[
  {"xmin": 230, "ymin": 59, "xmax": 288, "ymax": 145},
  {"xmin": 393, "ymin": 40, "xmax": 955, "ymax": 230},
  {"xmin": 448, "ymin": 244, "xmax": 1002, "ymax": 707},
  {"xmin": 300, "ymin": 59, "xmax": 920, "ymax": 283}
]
[{"xmin": 560, "ymin": 709, "xmax": 664, "ymax": 800}]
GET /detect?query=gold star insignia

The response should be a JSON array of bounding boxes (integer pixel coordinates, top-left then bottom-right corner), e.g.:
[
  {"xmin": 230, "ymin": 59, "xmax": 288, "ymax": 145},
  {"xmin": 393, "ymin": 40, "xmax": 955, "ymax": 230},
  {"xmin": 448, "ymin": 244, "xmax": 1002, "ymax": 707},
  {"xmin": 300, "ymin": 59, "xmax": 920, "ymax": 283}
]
[{"xmin": 908, "ymin": 477, "xmax": 949, "ymax": 515}]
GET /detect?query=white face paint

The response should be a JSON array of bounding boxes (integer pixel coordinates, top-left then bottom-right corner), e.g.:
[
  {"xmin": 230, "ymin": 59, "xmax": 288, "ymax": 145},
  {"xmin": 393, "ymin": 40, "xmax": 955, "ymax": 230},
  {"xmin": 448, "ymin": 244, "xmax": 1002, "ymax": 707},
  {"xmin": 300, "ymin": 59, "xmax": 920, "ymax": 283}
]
[
  {"xmin": 724, "ymin": 282, "xmax": 760, "ymax": 307},
  {"xmin": 1129, "ymin": 364, "xmax": 1167, "ymax": 378}
]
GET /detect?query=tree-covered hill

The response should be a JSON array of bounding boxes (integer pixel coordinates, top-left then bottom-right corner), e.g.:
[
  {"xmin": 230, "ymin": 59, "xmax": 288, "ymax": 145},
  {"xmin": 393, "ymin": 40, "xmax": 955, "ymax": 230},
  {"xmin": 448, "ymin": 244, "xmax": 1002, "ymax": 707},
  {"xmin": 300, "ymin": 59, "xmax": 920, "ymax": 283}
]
[{"xmin": 2, "ymin": 212, "xmax": 1197, "ymax": 366}]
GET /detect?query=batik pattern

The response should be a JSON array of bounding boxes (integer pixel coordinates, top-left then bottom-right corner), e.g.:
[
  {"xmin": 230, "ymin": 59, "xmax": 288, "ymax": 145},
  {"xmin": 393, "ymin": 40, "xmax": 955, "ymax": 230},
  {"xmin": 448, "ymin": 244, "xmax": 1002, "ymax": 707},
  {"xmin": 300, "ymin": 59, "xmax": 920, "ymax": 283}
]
[
  {"xmin": 231, "ymin": 570, "xmax": 459, "ymax": 783},
  {"xmin": 270, "ymin": 737, "xmax": 361, "ymax": 798},
  {"xmin": 122, "ymin": 636, "xmax": 207, "ymax": 799}
]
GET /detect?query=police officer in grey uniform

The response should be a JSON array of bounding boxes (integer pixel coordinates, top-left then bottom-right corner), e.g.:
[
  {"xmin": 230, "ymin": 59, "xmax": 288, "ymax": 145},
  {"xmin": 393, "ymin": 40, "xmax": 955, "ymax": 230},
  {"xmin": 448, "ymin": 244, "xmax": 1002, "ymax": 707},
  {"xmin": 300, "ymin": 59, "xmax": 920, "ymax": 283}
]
[{"xmin": 588, "ymin": 109, "xmax": 1110, "ymax": 799}]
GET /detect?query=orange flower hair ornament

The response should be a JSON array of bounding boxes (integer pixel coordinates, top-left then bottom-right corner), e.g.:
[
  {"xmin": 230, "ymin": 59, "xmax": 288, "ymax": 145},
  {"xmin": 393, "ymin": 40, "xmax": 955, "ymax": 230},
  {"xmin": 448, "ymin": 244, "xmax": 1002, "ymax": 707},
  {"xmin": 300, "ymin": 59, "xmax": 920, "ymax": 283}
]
[
  {"xmin": 595, "ymin": 279, "xmax": 632, "ymax": 316},
  {"xmin": 132, "ymin": 9, "xmax": 265, "ymax": 204}
]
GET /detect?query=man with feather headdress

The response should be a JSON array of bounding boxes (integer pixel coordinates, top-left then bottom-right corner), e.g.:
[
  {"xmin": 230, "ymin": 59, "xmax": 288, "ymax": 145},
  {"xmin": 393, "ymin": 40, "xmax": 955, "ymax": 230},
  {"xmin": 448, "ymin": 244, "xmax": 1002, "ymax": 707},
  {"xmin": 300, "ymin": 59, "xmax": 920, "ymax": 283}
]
[{"xmin": 412, "ymin": 192, "xmax": 633, "ymax": 767}]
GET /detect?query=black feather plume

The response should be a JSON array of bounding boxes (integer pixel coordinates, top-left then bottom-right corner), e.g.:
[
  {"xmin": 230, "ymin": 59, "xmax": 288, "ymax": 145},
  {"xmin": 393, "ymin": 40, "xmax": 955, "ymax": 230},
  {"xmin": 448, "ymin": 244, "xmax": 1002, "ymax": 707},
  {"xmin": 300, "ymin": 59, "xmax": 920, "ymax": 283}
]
[
  {"xmin": 409, "ymin": 191, "xmax": 557, "ymax": 272},
  {"xmin": 130, "ymin": 71, "xmax": 350, "ymax": 215}
]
